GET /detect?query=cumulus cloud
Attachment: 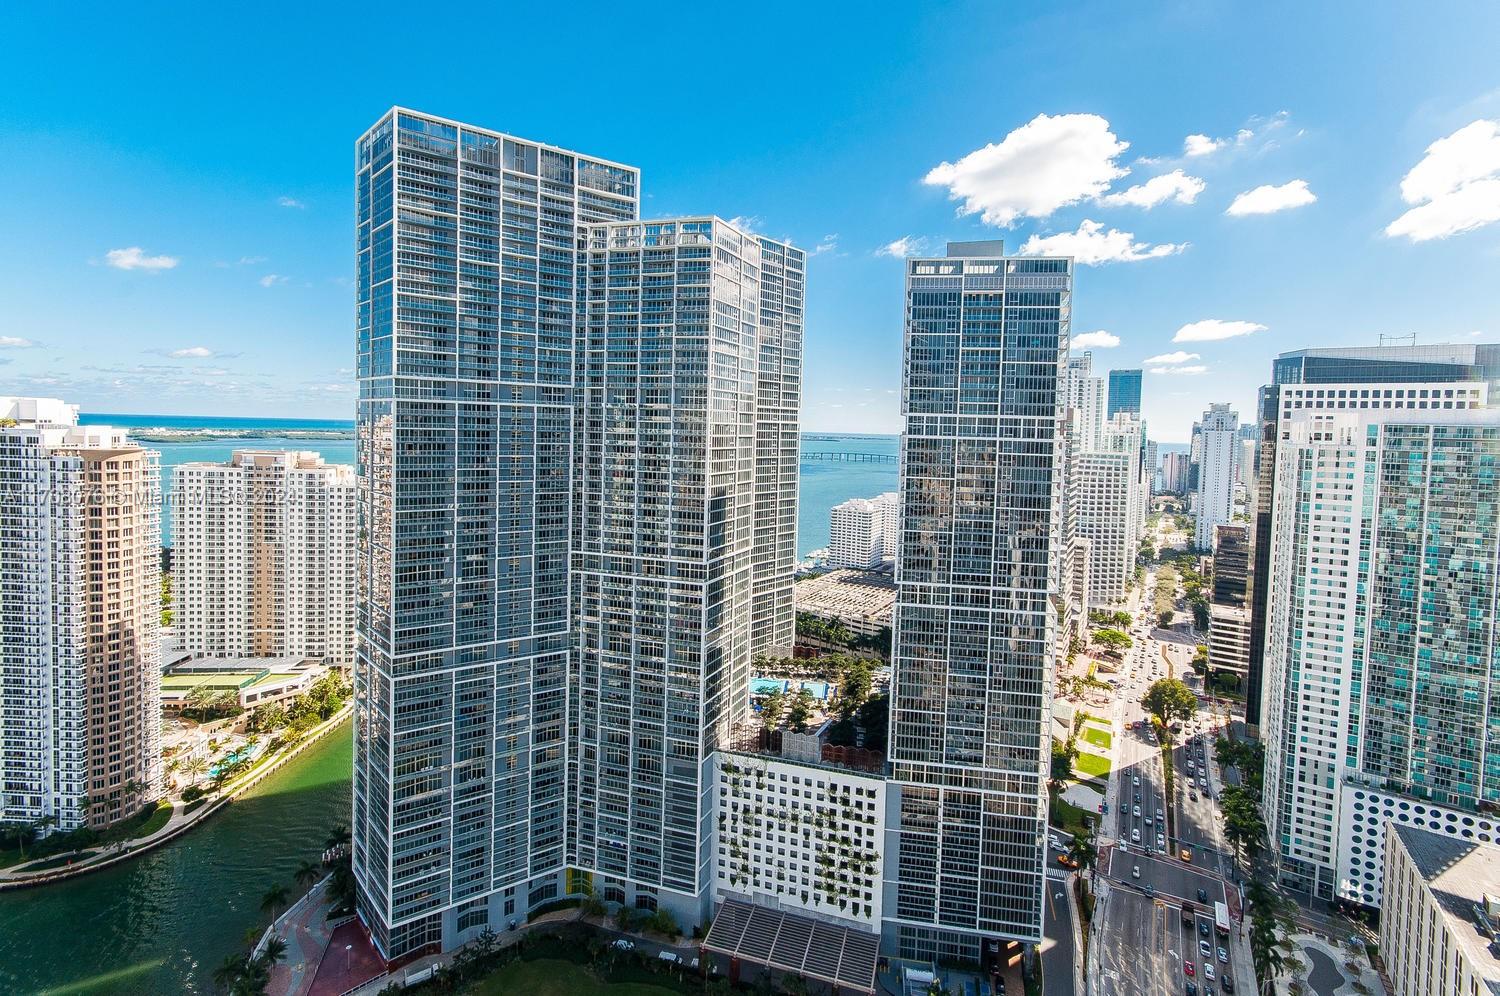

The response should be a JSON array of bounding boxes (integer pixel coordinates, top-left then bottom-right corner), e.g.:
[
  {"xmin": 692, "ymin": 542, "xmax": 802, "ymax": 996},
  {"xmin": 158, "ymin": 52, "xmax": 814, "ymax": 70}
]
[
  {"xmin": 1173, "ymin": 319, "xmax": 1266, "ymax": 342},
  {"xmin": 1143, "ymin": 351, "xmax": 1200, "ymax": 365},
  {"xmin": 1148, "ymin": 364, "xmax": 1208, "ymax": 375},
  {"xmin": 1070, "ymin": 330, "xmax": 1121, "ymax": 350},
  {"xmin": 875, "ymin": 236, "xmax": 929, "ymax": 258},
  {"xmin": 259, "ymin": 273, "xmax": 288, "ymax": 287},
  {"xmin": 1385, "ymin": 119, "xmax": 1500, "ymax": 242},
  {"xmin": 1184, "ymin": 134, "xmax": 1227, "ymax": 157},
  {"xmin": 1226, "ymin": 179, "xmax": 1317, "ymax": 216},
  {"xmin": 924, "ymin": 113, "xmax": 1129, "ymax": 226},
  {"xmin": 170, "ymin": 346, "xmax": 215, "ymax": 358},
  {"xmin": 0, "ymin": 336, "xmax": 37, "ymax": 348},
  {"xmin": 810, "ymin": 234, "xmax": 840, "ymax": 256},
  {"xmin": 105, "ymin": 247, "xmax": 179, "ymax": 271},
  {"xmin": 1098, "ymin": 169, "xmax": 1205, "ymax": 209},
  {"xmin": 727, "ymin": 215, "xmax": 761, "ymax": 233},
  {"xmin": 277, "ymin": 196, "xmax": 306, "ymax": 209},
  {"xmin": 1019, "ymin": 220, "xmax": 1187, "ymax": 265}
]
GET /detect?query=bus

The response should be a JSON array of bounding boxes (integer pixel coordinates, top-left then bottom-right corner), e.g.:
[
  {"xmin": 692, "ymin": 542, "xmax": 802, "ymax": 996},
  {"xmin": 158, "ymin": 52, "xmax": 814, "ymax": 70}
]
[{"xmin": 1214, "ymin": 901, "xmax": 1231, "ymax": 936}]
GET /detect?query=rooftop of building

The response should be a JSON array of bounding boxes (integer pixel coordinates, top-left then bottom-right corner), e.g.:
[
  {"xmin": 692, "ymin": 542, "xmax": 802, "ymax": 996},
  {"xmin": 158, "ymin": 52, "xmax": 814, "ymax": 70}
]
[
  {"xmin": 793, "ymin": 568, "xmax": 897, "ymax": 622},
  {"xmin": 1391, "ymin": 823, "xmax": 1500, "ymax": 981}
]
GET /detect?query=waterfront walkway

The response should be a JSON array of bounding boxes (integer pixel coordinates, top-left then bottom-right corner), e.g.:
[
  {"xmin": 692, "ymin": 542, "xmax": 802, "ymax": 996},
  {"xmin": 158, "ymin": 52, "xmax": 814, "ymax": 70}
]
[{"xmin": 0, "ymin": 706, "xmax": 352, "ymax": 890}]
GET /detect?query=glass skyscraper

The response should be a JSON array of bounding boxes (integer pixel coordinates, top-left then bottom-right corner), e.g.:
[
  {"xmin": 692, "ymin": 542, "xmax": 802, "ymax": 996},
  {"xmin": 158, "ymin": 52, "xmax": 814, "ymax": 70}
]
[
  {"xmin": 1105, "ymin": 368, "xmax": 1141, "ymax": 419},
  {"xmin": 353, "ymin": 109, "xmax": 801, "ymax": 959},
  {"xmin": 885, "ymin": 242, "xmax": 1068, "ymax": 962}
]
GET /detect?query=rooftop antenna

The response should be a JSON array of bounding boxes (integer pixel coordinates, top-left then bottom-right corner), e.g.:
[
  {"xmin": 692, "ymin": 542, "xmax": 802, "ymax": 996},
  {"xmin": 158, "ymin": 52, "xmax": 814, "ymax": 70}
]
[{"xmin": 1378, "ymin": 332, "xmax": 1418, "ymax": 347}]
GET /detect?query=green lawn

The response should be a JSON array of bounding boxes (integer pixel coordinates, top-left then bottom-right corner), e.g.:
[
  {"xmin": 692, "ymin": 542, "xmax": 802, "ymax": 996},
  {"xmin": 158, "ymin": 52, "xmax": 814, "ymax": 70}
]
[
  {"xmin": 1075, "ymin": 752, "xmax": 1112, "ymax": 779},
  {"xmin": 20, "ymin": 850, "xmax": 98, "ymax": 871},
  {"xmin": 1082, "ymin": 726, "xmax": 1113, "ymax": 749},
  {"xmin": 1049, "ymin": 789, "xmax": 1094, "ymax": 835},
  {"xmin": 471, "ymin": 959, "xmax": 681, "ymax": 996}
]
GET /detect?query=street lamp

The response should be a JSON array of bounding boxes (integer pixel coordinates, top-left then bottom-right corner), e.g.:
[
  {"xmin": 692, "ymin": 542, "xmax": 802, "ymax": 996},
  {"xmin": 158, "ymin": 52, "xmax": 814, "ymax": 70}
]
[{"xmin": 344, "ymin": 943, "xmax": 353, "ymax": 973}]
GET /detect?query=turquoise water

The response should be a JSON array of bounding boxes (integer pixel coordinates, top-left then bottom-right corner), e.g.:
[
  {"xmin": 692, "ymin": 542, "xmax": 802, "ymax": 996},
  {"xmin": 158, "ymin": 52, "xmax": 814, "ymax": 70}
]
[
  {"xmin": 0, "ymin": 723, "xmax": 353, "ymax": 995},
  {"xmin": 80, "ymin": 415, "xmax": 897, "ymax": 557}
]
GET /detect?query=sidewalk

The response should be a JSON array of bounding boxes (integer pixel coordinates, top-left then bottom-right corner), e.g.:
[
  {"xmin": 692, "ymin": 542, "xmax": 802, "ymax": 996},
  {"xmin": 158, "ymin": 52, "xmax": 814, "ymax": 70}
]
[{"xmin": 263, "ymin": 877, "xmax": 340, "ymax": 996}]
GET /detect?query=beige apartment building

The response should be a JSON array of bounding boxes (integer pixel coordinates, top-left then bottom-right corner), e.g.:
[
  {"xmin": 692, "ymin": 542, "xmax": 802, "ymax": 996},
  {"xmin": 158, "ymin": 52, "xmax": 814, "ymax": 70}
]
[
  {"xmin": 173, "ymin": 450, "xmax": 355, "ymax": 667},
  {"xmin": 0, "ymin": 398, "xmax": 162, "ymax": 832}
]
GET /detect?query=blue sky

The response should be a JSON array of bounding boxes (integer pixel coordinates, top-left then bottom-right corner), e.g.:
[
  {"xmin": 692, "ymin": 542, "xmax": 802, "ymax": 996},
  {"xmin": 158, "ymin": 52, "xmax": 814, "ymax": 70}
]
[{"xmin": 1, "ymin": 2, "xmax": 1498, "ymax": 442}]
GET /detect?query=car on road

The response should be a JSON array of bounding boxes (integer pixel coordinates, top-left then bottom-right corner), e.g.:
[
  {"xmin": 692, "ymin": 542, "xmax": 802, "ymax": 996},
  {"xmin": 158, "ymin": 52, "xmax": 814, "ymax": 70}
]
[
  {"xmin": 1204, "ymin": 964, "xmax": 1216, "ymax": 982},
  {"xmin": 1132, "ymin": 828, "xmax": 1140, "ymax": 843},
  {"xmin": 1132, "ymin": 864, "xmax": 1140, "ymax": 879},
  {"xmin": 1049, "ymin": 834, "xmax": 1061, "ymax": 848},
  {"xmin": 1221, "ymin": 974, "xmax": 1234, "ymax": 992},
  {"xmin": 1133, "ymin": 775, "xmax": 1141, "ymax": 786},
  {"xmin": 1184, "ymin": 961, "xmax": 1195, "ymax": 977},
  {"xmin": 1197, "ymin": 888, "xmax": 1208, "ymax": 902},
  {"xmin": 1133, "ymin": 805, "xmax": 1141, "ymax": 817},
  {"xmin": 1190, "ymin": 790, "xmax": 1198, "ymax": 801},
  {"xmin": 1185, "ymin": 984, "xmax": 1197, "ymax": 996},
  {"xmin": 1180, "ymin": 847, "xmax": 1193, "ymax": 862},
  {"xmin": 1157, "ymin": 808, "xmax": 1165, "ymax": 820},
  {"xmin": 612, "ymin": 939, "xmax": 635, "ymax": 952},
  {"xmin": 1199, "ymin": 939, "xmax": 1211, "ymax": 957},
  {"xmin": 1218, "ymin": 947, "xmax": 1229, "ymax": 963},
  {"xmin": 1199, "ymin": 921, "xmax": 1210, "ymax": 937}
]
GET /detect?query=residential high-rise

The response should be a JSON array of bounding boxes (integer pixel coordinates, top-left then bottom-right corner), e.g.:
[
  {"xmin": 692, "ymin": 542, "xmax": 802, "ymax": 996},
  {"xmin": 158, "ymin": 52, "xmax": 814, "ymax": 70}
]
[
  {"xmin": 829, "ymin": 494, "xmax": 898, "ymax": 569},
  {"xmin": 1159, "ymin": 451, "xmax": 1190, "ymax": 494},
  {"xmin": 1073, "ymin": 414, "xmax": 1145, "ymax": 604},
  {"xmin": 1381, "ymin": 825, "xmax": 1500, "ymax": 996},
  {"xmin": 1106, "ymin": 368, "xmax": 1141, "ymax": 419},
  {"xmin": 571, "ymin": 217, "xmax": 802, "ymax": 924},
  {"xmin": 1191, "ymin": 404, "xmax": 1237, "ymax": 550},
  {"xmin": 0, "ymin": 398, "xmax": 162, "ymax": 833},
  {"xmin": 353, "ymin": 109, "xmax": 641, "ymax": 958},
  {"xmin": 885, "ymin": 242, "xmax": 1068, "ymax": 962},
  {"xmin": 173, "ymin": 450, "xmax": 356, "ymax": 666},
  {"xmin": 1260, "ymin": 407, "xmax": 1500, "ymax": 904},
  {"xmin": 1061, "ymin": 351, "xmax": 1106, "ymax": 451},
  {"xmin": 352, "ymin": 110, "xmax": 804, "ymax": 959},
  {"xmin": 1210, "ymin": 524, "xmax": 1248, "ymax": 605},
  {"xmin": 1245, "ymin": 342, "xmax": 1500, "ymax": 726}
]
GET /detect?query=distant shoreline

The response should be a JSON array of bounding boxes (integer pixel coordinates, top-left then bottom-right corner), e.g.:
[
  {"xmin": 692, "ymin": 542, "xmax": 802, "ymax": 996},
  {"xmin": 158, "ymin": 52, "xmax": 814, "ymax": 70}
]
[{"xmin": 127, "ymin": 428, "xmax": 354, "ymax": 442}]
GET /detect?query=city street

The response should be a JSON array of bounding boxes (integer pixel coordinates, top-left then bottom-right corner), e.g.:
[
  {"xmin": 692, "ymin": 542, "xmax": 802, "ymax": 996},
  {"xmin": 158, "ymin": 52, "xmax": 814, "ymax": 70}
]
[{"xmin": 1084, "ymin": 560, "xmax": 1254, "ymax": 996}]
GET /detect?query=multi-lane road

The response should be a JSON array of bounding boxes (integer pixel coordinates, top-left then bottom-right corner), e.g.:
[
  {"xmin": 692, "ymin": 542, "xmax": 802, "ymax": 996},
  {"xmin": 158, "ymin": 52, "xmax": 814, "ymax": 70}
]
[{"xmin": 1085, "ymin": 569, "xmax": 1253, "ymax": 996}]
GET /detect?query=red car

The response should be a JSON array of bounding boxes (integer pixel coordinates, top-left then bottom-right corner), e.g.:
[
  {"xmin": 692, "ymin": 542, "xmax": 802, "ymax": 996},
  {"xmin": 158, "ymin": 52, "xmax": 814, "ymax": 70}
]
[{"xmin": 1184, "ymin": 961, "xmax": 1195, "ymax": 977}]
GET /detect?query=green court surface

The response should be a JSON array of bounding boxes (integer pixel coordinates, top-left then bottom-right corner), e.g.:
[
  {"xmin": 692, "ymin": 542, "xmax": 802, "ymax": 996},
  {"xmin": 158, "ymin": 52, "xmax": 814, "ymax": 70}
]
[
  {"xmin": 1082, "ymin": 725, "xmax": 1113, "ymax": 749},
  {"xmin": 1075, "ymin": 752, "xmax": 1112, "ymax": 778}
]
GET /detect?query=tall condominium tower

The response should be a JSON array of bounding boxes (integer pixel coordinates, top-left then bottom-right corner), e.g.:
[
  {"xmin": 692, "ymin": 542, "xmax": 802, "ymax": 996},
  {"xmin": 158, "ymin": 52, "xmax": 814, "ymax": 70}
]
[
  {"xmin": 1073, "ymin": 414, "xmax": 1146, "ymax": 604},
  {"xmin": 0, "ymin": 398, "xmax": 162, "ymax": 833},
  {"xmin": 1106, "ymin": 368, "xmax": 1141, "ymax": 419},
  {"xmin": 885, "ymin": 242, "xmax": 1069, "ymax": 962},
  {"xmin": 1245, "ymin": 342, "xmax": 1500, "ymax": 726},
  {"xmin": 829, "ymin": 493, "xmax": 899, "ymax": 569},
  {"xmin": 1191, "ymin": 403, "xmax": 1238, "ymax": 550},
  {"xmin": 1261, "ymin": 407, "xmax": 1500, "ymax": 904},
  {"xmin": 353, "ymin": 109, "xmax": 641, "ymax": 957},
  {"xmin": 353, "ymin": 110, "xmax": 802, "ymax": 959},
  {"xmin": 1061, "ymin": 351, "xmax": 1106, "ymax": 451},
  {"xmin": 570, "ymin": 217, "xmax": 801, "ymax": 923},
  {"xmin": 174, "ymin": 450, "xmax": 356, "ymax": 666}
]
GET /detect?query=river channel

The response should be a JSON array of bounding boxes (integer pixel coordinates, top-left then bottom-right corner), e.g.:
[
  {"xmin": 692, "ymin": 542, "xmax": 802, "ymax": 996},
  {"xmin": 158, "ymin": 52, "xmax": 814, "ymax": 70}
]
[{"xmin": 0, "ymin": 721, "xmax": 353, "ymax": 995}]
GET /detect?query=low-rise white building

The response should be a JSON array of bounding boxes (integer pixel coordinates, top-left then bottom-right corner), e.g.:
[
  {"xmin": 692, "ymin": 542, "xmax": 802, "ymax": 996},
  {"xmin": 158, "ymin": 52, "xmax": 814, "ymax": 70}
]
[
  {"xmin": 1381, "ymin": 823, "xmax": 1500, "ymax": 996},
  {"xmin": 712, "ymin": 747, "xmax": 886, "ymax": 929}
]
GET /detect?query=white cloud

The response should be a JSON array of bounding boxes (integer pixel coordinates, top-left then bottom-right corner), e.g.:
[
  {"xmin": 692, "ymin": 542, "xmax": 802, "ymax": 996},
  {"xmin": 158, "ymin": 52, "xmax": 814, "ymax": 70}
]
[
  {"xmin": 239, "ymin": 255, "xmax": 267, "ymax": 265},
  {"xmin": 1142, "ymin": 351, "xmax": 1200, "ymax": 365},
  {"xmin": 1098, "ymin": 169, "xmax": 1205, "ymax": 209},
  {"xmin": 1147, "ymin": 364, "xmax": 1208, "ymax": 375},
  {"xmin": 170, "ymin": 346, "xmax": 214, "ymax": 358},
  {"xmin": 924, "ymin": 113, "xmax": 1129, "ymax": 226},
  {"xmin": 1226, "ymin": 179, "xmax": 1317, "ymax": 216},
  {"xmin": 810, "ymin": 234, "xmax": 840, "ymax": 256},
  {"xmin": 277, "ymin": 196, "xmax": 305, "ymax": 209},
  {"xmin": 0, "ymin": 336, "xmax": 37, "ymax": 348},
  {"xmin": 259, "ymin": 273, "xmax": 288, "ymax": 287},
  {"xmin": 875, "ymin": 236, "xmax": 929, "ymax": 258},
  {"xmin": 1385, "ymin": 119, "xmax": 1500, "ymax": 242},
  {"xmin": 1019, "ymin": 219, "xmax": 1187, "ymax": 265},
  {"xmin": 1184, "ymin": 134, "xmax": 1227, "ymax": 157},
  {"xmin": 727, "ymin": 215, "xmax": 761, "ymax": 233},
  {"xmin": 1173, "ymin": 319, "xmax": 1266, "ymax": 342},
  {"xmin": 105, "ymin": 247, "xmax": 179, "ymax": 271},
  {"xmin": 1070, "ymin": 330, "xmax": 1121, "ymax": 350}
]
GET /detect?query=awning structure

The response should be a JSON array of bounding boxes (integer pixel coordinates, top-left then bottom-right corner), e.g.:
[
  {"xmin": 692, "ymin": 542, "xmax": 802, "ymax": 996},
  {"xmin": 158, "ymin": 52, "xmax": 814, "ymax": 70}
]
[{"xmin": 702, "ymin": 898, "xmax": 880, "ymax": 995}]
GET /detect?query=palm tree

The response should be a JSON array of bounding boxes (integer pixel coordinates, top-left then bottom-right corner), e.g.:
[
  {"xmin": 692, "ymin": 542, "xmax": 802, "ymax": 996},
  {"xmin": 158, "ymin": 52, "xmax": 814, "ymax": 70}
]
[
  {"xmin": 258, "ymin": 935, "xmax": 287, "ymax": 968},
  {"xmin": 325, "ymin": 825, "xmax": 351, "ymax": 851},
  {"xmin": 260, "ymin": 883, "xmax": 290, "ymax": 921},
  {"xmin": 213, "ymin": 952, "xmax": 249, "ymax": 991},
  {"xmin": 185, "ymin": 756, "xmax": 209, "ymax": 786},
  {"xmin": 294, "ymin": 859, "xmax": 321, "ymax": 890}
]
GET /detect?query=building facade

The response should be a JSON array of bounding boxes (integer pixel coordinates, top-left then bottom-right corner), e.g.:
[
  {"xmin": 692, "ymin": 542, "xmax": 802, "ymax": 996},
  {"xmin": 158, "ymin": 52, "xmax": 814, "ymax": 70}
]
[
  {"xmin": 352, "ymin": 110, "xmax": 805, "ymax": 959},
  {"xmin": 1261, "ymin": 408, "xmax": 1500, "ymax": 901},
  {"xmin": 1061, "ymin": 351, "xmax": 1106, "ymax": 452},
  {"xmin": 1381, "ymin": 824, "xmax": 1500, "ymax": 996},
  {"xmin": 1106, "ymin": 368, "xmax": 1141, "ymax": 419},
  {"xmin": 1073, "ymin": 415, "xmax": 1145, "ymax": 605},
  {"xmin": 1245, "ymin": 342, "xmax": 1500, "ymax": 727},
  {"xmin": 1191, "ymin": 404, "xmax": 1238, "ymax": 550},
  {"xmin": 885, "ymin": 242, "xmax": 1067, "ymax": 961},
  {"xmin": 829, "ymin": 494, "xmax": 898, "ymax": 569},
  {"xmin": 1160, "ymin": 451, "xmax": 1190, "ymax": 494},
  {"xmin": 174, "ymin": 450, "xmax": 356, "ymax": 667},
  {"xmin": 0, "ymin": 397, "xmax": 162, "ymax": 833}
]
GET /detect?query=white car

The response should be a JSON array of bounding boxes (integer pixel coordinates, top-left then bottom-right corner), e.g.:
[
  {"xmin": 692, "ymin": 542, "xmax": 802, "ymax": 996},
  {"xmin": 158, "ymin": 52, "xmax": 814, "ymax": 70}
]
[
  {"xmin": 1204, "ymin": 964, "xmax": 1216, "ymax": 982},
  {"xmin": 1131, "ymin": 828, "xmax": 1141, "ymax": 843},
  {"xmin": 1133, "ymin": 775, "xmax": 1141, "ymax": 787},
  {"xmin": 1133, "ymin": 805, "xmax": 1141, "ymax": 818}
]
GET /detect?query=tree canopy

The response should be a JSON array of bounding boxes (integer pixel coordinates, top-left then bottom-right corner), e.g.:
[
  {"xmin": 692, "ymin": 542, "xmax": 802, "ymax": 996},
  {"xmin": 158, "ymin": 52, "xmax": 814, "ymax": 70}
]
[{"xmin": 1141, "ymin": 678, "xmax": 1197, "ymax": 728}]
